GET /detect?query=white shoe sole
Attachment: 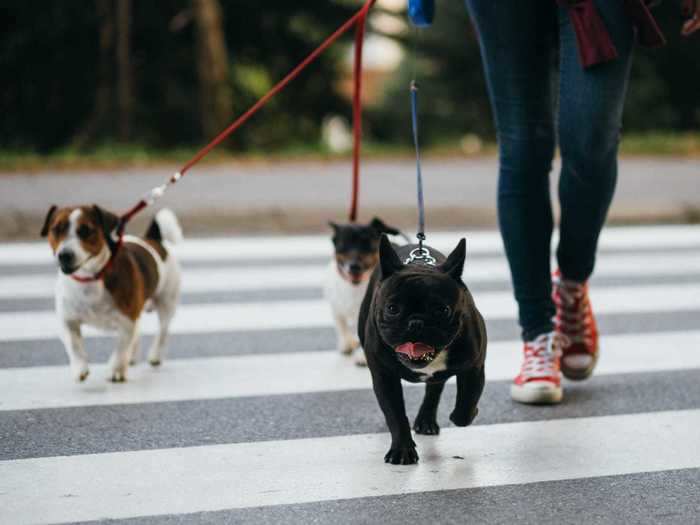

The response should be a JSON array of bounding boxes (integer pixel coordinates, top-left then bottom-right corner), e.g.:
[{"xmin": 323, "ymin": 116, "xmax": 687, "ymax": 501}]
[
  {"xmin": 511, "ymin": 381, "xmax": 562, "ymax": 405},
  {"xmin": 561, "ymin": 344, "xmax": 599, "ymax": 381}
]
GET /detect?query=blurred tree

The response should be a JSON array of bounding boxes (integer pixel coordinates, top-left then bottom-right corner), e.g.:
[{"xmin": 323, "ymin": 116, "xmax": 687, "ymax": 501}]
[
  {"xmin": 0, "ymin": 0, "xmax": 356, "ymax": 152},
  {"xmin": 116, "ymin": 0, "xmax": 133, "ymax": 141},
  {"xmin": 0, "ymin": 1, "xmax": 696, "ymax": 153},
  {"xmin": 192, "ymin": 0, "xmax": 233, "ymax": 138}
]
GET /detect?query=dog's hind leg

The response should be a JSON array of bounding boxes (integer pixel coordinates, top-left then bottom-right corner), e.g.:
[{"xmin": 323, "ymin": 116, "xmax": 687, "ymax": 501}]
[
  {"xmin": 413, "ymin": 381, "xmax": 446, "ymax": 435},
  {"xmin": 450, "ymin": 366, "xmax": 485, "ymax": 427},
  {"xmin": 129, "ymin": 337, "xmax": 141, "ymax": 365},
  {"xmin": 61, "ymin": 320, "xmax": 89, "ymax": 382},
  {"xmin": 148, "ymin": 300, "xmax": 175, "ymax": 366},
  {"xmin": 108, "ymin": 320, "xmax": 139, "ymax": 382}
]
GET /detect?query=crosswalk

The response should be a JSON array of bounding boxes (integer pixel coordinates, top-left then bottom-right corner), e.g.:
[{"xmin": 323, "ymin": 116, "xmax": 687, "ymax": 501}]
[{"xmin": 1, "ymin": 224, "xmax": 699, "ymax": 524}]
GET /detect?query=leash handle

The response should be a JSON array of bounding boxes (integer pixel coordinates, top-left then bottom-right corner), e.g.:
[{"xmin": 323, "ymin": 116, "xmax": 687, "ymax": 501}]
[{"xmin": 410, "ymin": 80, "xmax": 426, "ymax": 249}]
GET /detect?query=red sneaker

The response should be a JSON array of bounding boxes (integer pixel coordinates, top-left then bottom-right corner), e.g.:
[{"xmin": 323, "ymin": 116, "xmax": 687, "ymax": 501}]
[
  {"xmin": 510, "ymin": 332, "xmax": 568, "ymax": 404},
  {"xmin": 552, "ymin": 269, "xmax": 599, "ymax": 380}
]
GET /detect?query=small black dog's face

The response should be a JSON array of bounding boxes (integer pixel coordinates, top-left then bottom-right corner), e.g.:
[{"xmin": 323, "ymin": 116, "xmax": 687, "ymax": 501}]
[
  {"xmin": 329, "ymin": 217, "xmax": 401, "ymax": 285},
  {"xmin": 374, "ymin": 236, "xmax": 467, "ymax": 370}
]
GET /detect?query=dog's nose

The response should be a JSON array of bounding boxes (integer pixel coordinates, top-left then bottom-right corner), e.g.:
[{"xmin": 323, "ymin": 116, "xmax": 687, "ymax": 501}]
[
  {"xmin": 58, "ymin": 250, "xmax": 75, "ymax": 268},
  {"xmin": 408, "ymin": 319, "xmax": 424, "ymax": 334},
  {"xmin": 348, "ymin": 262, "xmax": 363, "ymax": 275}
]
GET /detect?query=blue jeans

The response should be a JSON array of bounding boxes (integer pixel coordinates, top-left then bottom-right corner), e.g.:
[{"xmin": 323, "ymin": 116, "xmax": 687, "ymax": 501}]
[{"xmin": 466, "ymin": 0, "xmax": 634, "ymax": 341}]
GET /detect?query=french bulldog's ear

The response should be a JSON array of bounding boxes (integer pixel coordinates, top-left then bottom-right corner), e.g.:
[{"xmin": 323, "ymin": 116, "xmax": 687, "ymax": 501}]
[
  {"xmin": 369, "ymin": 217, "xmax": 401, "ymax": 237},
  {"xmin": 440, "ymin": 238, "xmax": 466, "ymax": 281},
  {"xmin": 92, "ymin": 205, "xmax": 121, "ymax": 248},
  {"xmin": 40, "ymin": 205, "xmax": 58, "ymax": 237},
  {"xmin": 379, "ymin": 234, "xmax": 403, "ymax": 279}
]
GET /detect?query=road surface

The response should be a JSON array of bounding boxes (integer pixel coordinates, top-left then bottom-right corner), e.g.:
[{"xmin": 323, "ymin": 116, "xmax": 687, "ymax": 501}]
[
  {"xmin": 1, "ymin": 225, "xmax": 699, "ymax": 524},
  {"xmin": 0, "ymin": 157, "xmax": 698, "ymax": 238}
]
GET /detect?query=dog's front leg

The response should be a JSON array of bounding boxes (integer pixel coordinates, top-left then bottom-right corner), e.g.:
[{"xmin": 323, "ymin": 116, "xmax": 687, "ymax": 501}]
[
  {"xmin": 450, "ymin": 366, "xmax": 485, "ymax": 427},
  {"xmin": 369, "ymin": 366, "xmax": 417, "ymax": 465},
  {"xmin": 413, "ymin": 381, "xmax": 446, "ymax": 435},
  {"xmin": 333, "ymin": 314, "xmax": 357, "ymax": 355},
  {"xmin": 108, "ymin": 320, "xmax": 139, "ymax": 382},
  {"xmin": 61, "ymin": 320, "xmax": 89, "ymax": 382}
]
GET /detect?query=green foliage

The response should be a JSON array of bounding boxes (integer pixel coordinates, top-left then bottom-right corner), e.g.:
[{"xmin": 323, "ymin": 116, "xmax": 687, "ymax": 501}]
[{"xmin": 0, "ymin": 0, "xmax": 356, "ymax": 152}]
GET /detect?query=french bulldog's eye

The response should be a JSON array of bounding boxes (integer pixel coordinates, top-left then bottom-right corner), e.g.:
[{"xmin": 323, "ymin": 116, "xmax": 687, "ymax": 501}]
[
  {"xmin": 386, "ymin": 304, "xmax": 401, "ymax": 316},
  {"xmin": 435, "ymin": 305, "xmax": 451, "ymax": 318},
  {"xmin": 77, "ymin": 224, "xmax": 94, "ymax": 239}
]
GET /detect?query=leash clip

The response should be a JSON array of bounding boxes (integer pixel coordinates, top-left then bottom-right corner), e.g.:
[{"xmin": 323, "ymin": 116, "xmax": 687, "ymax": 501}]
[{"xmin": 404, "ymin": 247, "xmax": 436, "ymax": 266}]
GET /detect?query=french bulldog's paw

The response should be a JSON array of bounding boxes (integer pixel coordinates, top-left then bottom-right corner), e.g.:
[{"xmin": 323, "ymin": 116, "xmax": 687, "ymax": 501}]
[
  {"xmin": 413, "ymin": 415, "xmax": 440, "ymax": 435},
  {"xmin": 384, "ymin": 445, "xmax": 419, "ymax": 465},
  {"xmin": 450, "ymin": 407, "xmax": 478, "ymax": 427},
  {"xmin": 72, "ymin": 364, "xmax": 89, "ymax": 383}
]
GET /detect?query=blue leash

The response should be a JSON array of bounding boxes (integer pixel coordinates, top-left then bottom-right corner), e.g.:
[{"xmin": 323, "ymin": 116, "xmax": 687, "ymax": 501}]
[{"xmin": 409, "ymin": 80, "xmax": 426, "ymax": 251}]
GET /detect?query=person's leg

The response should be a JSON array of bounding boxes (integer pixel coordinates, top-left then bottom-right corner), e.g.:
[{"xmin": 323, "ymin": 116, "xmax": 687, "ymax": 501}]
[
  {"xmin": 555, "ymin": 1, "xmax": 635, "ymax": 380},
  {"xmin": 557, "ymin": 1, "xmax": 634, "ymax": 281},
  {"xmin": 465, "ymin": 0, "xmax": 558, "ymax": 341}
]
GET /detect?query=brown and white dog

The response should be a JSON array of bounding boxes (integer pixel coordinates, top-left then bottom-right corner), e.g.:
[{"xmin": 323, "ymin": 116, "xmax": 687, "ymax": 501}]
[{"xmin": 41, "ymin": 205, "xmax": 182, "ymax": 382}]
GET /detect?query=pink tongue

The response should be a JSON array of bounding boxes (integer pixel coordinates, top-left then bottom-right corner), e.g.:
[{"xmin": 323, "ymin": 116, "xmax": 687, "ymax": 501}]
[{"xmin": 395, "ymin": 342, "xmax": 435, "ymax": 359}]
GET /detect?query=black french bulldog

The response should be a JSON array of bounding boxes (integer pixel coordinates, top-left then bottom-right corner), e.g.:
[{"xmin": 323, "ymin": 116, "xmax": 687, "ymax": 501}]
[{"xmin": 358, "ymin": 235, "xmax": 487, "ymax": 465}]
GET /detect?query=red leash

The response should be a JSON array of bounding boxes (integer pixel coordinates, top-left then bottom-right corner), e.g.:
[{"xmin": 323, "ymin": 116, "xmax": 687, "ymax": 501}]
[
  {"xmin": 349, "ymin": 6, "xmax": 368, "ymax": 223},
  {"xmin": 85, "ymin": 0, "xmax": 374, "ymax": 283}
]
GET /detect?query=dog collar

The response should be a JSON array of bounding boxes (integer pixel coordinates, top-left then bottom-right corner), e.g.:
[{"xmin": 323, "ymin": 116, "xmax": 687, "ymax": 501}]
[{"xmin": 69, "ymin": 238, "xmax": 122, "ymax": 284}]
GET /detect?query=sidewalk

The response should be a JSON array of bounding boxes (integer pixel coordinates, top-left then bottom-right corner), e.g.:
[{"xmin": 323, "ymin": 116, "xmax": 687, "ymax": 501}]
[{"xmin": 0, "ymin": 157, "xmax": 697, "ymax": 240}]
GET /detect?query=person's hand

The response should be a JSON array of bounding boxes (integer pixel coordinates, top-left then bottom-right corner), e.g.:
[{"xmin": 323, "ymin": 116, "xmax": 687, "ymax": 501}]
[{"xmin": 681, "ymin": 0, "xmax": 700, "ymax": 36}]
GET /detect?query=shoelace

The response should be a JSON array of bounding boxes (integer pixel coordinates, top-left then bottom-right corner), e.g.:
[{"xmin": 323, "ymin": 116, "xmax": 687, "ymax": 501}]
[
  {"xmin": 520, "ymin": 332, "xmax": 570, "ymax": 379},
  {"xmin": 553, "ymin": 274, "xmax": 592, "ymax": 345}
]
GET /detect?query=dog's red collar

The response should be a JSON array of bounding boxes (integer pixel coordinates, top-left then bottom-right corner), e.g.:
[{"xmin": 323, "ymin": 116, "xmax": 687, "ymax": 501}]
[{"xmin": 69, "ymin": 238, "xmax": 122, "ymax": 284}]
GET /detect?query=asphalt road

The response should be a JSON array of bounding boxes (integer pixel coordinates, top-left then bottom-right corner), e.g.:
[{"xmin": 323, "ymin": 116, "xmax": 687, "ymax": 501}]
[
  {"xmin": 1, "ymin": 225, "xmax": 699, "ymax": 524},
  {"xmin": 0, "ymin": 157, "xmax": 698, "ymax": 238}
]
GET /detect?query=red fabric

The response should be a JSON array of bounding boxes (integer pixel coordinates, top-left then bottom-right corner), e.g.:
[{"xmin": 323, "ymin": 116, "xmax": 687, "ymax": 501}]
[
  {"xmin": 558, "ymin": 0, "xmax": 666, "ymax": 69},
  {"xmin": 558, "ymin": 0, "xmax": 618, "ymax": 68}
]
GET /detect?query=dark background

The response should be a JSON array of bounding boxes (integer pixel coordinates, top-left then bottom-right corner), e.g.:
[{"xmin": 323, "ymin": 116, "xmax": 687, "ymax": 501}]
[{"xmin": 1, "ymin": 0, "xmax": 698, "ymax": 153}]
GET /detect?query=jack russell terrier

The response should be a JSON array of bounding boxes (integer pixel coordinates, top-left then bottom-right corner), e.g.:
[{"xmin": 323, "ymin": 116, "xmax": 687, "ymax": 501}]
[
  {"xmin": 323, "ymin": 217, "xmax": 403, "ymax": 366},
  {"xmin": 41, "ymin": 204, "xmax": 182, "ymax": 382}
]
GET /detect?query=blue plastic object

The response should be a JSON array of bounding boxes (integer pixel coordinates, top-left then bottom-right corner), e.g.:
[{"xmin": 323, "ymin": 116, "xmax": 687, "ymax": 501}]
[{"xmin": 408, "ymin": 0, "xmax": 434, "ymax": 27}]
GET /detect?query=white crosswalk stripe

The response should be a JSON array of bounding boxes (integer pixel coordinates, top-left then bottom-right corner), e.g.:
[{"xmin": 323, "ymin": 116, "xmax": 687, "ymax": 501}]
[
  {"xmin": 2, "ymin": 250, "xmax": 699, "ymax": 299},
  {"xmin": 1, "ymin": 330, "xmax": 699, "ymax": 412},
  {"xmin": 2, "ymin": 282, "xmax": 700, "ymax": 341},
  {"xmin": 0, "ymin": 225, "xmax": 698, "ymax": 525},
  {"xmin": 2, "ymin": 410, "xmax": 699, "ymax": 524}
]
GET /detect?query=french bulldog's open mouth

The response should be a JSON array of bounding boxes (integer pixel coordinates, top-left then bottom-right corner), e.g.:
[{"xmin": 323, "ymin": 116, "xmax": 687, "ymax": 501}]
[{"xmin": 394, "ymin": 342, "xmax": 439, "ymax": 365}]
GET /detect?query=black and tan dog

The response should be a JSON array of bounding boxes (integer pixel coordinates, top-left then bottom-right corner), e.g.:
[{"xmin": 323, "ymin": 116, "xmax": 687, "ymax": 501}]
[{"xmin": 358, "ymin": 235, "xmax": 487, "ymax": 464}]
